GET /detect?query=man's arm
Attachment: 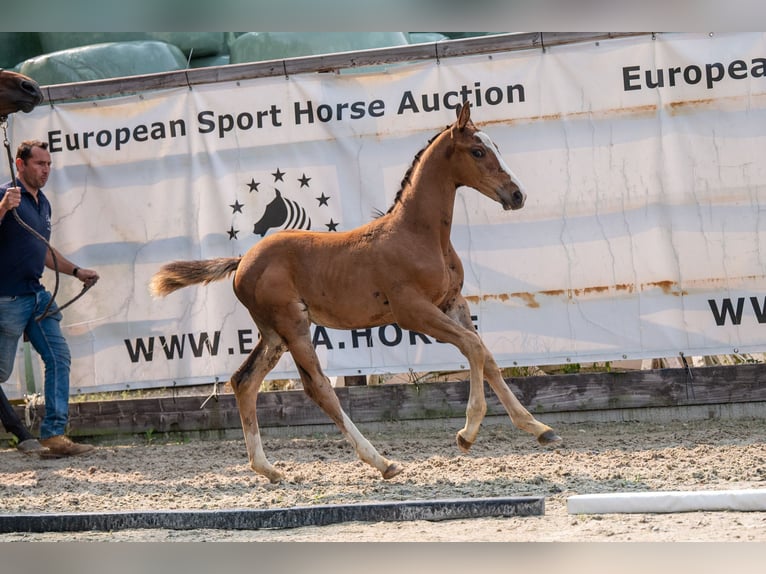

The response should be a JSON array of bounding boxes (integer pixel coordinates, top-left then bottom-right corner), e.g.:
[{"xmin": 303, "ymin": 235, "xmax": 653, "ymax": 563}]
[{"xmin": 45, "ymin": 247, "xmax": 99, "ymax": 287}]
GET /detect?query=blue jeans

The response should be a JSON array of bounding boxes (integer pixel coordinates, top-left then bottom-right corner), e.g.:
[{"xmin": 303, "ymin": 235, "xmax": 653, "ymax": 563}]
[{"xmin": 0, "ymin": 291, "xmax": 71, "ymax": 439}]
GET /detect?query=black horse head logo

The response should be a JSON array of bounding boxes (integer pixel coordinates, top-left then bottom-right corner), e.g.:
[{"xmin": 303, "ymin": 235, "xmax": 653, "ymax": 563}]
[{"xmin": 253, "ymin": 190, "xmax": 312, "ymax": 237}]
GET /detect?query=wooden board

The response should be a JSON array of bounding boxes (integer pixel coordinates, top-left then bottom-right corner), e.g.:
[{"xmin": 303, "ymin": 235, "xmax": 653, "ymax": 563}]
[
  {"xmin": 0, "ymin": 496, "xmax": 544, "ymax": 533},
  {"xmin": 11, "ymin": 364, "xmax": 766, "ymax": 439}
]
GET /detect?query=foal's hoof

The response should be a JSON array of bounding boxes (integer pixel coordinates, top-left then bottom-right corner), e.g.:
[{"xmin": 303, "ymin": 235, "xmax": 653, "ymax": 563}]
[
  {"xmin": 537, "ymin": 429, "xmax": 562, "ymax": 446},
  {"xmin": 256, "ymin": 467, "xmax": 285, "ymax": 484},
  {"xmin": 382, "ymin": 461, "xmax": 404, "ymax": 479},
  {"xmin": 456, "ymin": 431, "xmax": 473, "ymax": 453}
]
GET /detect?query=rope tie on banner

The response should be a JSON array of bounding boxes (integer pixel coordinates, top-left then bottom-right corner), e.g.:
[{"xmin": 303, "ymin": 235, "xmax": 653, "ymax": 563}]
[
  {"xmin": 24, "ymin": 392, "xmax": 43, "ymax": 428},
  {"xmin": 200, "ymin": 377, "xmax": 221, "ymax": 409},
  {"xmin": 679, "ymin": 352, "xmax": 696, "ymax": 400},
  {"xmin": 1, "ymin": 117, "xmax": 93, "ymax": 320},
  {"xmin": 184, "ymin": 48, "xmax": 194, "ymax": 90}
]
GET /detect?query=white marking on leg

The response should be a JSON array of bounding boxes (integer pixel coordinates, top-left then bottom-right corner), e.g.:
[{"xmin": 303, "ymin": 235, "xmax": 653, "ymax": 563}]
[
  {"xmin": 246, "ymin": 430, "xmax": 282, "ymax": 482},
  {"xmin": 460, "ymin": 360, "xmax": 487, "ymax": 444},
  {"xmin": 340, "ymin": 412, "xmax": 392, "ymax": 474}
]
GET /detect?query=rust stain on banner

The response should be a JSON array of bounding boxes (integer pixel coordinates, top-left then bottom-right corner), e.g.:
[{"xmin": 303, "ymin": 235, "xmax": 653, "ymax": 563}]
[
  {"xmin": 482, "ymin": 92, "xmax": 765, "ymax": 129},
  {"xmin": 666, "ymin": 93, "xmax": 766, "ymax": 115},
  {"xmin": 482, "ymin": 103, "xmax": 659, "ymax": 128},
  {"xmin": 667, "ymin": 97, "xmax": 719, "ymax": 111},
  {"xmin": 464, "ymin": 276, "xmax": 766, "ymax": 309}
]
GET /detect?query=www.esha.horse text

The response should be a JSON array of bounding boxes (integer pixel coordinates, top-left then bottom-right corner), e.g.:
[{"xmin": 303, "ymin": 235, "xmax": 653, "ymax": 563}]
[
  {"xmin": 122, "ymin": 319, "xmax": 477, "ymax": 365},
  {"xmin": 44, "ymin": 81, "xmax": 525, "ymax": 153}
]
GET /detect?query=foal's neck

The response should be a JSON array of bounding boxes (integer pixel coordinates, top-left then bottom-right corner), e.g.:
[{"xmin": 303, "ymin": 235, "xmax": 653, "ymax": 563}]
[{"xmin": 390, "ymin": 139, "xmax": 457, "ymax": 248}]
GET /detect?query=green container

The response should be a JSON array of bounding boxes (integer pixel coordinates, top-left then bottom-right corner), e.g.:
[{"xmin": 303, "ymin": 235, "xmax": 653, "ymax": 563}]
[
  {"xmin": 38, "ymin": 32, "xmax": 226, "ymax": 58},
  {"xmin": 229, "ymin": 32, "xmax": 410, "ymax": 64},
  {"xmin": 18, "ymin": 41, "xmax": 188, "ymax": 86},
  {"xmin": 0, "ymin": 32, "xmax": 43, "ymax": 69}
]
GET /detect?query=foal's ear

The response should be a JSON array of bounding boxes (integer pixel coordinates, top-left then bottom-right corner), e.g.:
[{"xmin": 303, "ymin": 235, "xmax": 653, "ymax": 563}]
[{"xmin": 456, "ymin": 101, "xmax": 471, "ymax": 129}]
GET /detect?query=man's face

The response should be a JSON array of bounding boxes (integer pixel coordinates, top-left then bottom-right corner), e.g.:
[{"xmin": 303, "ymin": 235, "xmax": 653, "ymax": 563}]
[{"xmin": 18, "ymin": 146, "xmax": 51, "ymax": 190}]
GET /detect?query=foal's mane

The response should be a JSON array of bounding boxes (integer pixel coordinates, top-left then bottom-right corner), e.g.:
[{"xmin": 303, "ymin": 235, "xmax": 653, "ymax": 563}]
[{"xmin": 379, "ymin": 123, "xmax": 451, "ymax": 216}]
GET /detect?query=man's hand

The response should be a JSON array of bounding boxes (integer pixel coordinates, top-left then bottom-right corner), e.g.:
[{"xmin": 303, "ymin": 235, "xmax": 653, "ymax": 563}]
[
  {"xmin": 75, "ymin": 268, "xmax": 99, "ymax": 288},
  {"xmin": 0, "ymin": 187, "xmax": 21, "ymax": 213}
]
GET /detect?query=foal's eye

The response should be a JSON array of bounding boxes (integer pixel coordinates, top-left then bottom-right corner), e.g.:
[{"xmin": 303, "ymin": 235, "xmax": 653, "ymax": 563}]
[{"xmin": 471, "ymin": 148, "xmax": 485, "ymax": 158}]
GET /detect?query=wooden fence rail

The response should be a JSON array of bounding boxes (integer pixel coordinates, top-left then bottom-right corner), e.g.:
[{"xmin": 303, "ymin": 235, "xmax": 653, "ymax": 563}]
[{"xmin": 8, "ymin": 364, "xmax": 766, "ymax": 440}]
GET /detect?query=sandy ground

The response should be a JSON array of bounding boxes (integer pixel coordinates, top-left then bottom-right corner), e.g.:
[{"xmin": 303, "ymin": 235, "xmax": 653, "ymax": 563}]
[{"xmin": 0, "ymin": 416, "xmax": 765, "ymax": 542}]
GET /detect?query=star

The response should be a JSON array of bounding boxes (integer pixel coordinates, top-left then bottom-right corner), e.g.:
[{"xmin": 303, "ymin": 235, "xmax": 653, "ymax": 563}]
[
  {"xmin": 316, "ymin": 193, "xmax": 330, "ymax": 207},
  {"xmin": 325, "ymin": 219, "xmax": 339, "ymax": 232},
  {"xmin": 272, "ymin": 168, "xmax": 285, "ymax": 182},
  {"xmin": 247, "ymin": 178, "xmax": 260, "ymax": 192},
  {"xmin": 298, "ymin": 173, "xmax": 311, "ymax": 188},
  {"xmin": 227, "ymin": 226, "xmax": 239, "ymax": 240},
  {"xmin": 230, "ymin": 200, "xmax": 244, "ymax": 213}
]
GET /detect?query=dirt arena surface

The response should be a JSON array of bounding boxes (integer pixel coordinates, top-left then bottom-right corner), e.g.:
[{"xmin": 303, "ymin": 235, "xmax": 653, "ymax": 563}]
[{"xmin": 1, "ymin": 415, "xmax": 765, "ymax": 541}]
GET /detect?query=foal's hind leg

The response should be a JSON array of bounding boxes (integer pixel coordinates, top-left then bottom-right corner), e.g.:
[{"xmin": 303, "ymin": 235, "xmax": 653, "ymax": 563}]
[
  {"xmin": 230, "ymin": 330, "xmax": 287, "ymax": 483},
  {"xmin": 284, "ymin": 327, "xmax": 402, "ymax": 479}
]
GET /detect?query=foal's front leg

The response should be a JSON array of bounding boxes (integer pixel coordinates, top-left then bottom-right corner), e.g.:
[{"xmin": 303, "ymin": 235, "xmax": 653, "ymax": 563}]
[
  {"xmin": 446, "ymin": 296, "xmax": 561, "ymax": 446},
  {"xmin": 392, "ymin": 294, "xmax": 489, "ymax": 451},
  {"xmin": 482, "ymin": 354, "xmax": 562, "ymax": 445}
]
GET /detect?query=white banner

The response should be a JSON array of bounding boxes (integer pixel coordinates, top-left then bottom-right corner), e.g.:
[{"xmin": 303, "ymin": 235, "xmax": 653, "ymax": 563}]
[{"xmin": 5, "ymin": 32, "xmax": 766, "ymax": 393}]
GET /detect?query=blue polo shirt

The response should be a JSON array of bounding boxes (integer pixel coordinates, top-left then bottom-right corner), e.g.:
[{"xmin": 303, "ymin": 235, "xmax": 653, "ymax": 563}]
[{"xmin": 0, "ymin": 179, "xmax": 51, "ymax": 296}]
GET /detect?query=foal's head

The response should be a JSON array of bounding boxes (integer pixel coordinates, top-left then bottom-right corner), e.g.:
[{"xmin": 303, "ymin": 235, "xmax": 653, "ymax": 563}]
[
  {"xmin": 447, "ymin": 102, "xmax": 526, "ymax": 211},
  {"xmin": 0, "ymin": 69, "xmax": 43, "ymax": 117}
]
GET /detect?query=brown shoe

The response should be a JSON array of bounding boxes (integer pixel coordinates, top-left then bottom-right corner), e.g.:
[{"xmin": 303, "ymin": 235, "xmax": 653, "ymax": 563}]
[{"xmin": 39, "ymin": 435, "xmax": 94, "ymax": 458}]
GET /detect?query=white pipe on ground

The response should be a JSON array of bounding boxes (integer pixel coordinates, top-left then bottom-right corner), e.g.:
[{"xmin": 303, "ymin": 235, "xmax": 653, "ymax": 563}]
[{"xmin": 567, "ymin": 489, "xmax": 766, "ymax": 514}]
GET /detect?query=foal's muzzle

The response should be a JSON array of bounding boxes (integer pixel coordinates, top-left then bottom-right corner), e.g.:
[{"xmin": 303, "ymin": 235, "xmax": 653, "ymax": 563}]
[
  {"xmin": 19, "ymin": 80, "xmax": 44, "ymax": 112},
  {"xmin": 500, "ymin": 186, "xmax": 526, "ymax": 211}
]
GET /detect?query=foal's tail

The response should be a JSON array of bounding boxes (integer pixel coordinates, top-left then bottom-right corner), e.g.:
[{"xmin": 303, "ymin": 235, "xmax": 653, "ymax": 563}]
[{"xmin": 150, "ymin": 257, "xmax": 242, "ymax": 297}]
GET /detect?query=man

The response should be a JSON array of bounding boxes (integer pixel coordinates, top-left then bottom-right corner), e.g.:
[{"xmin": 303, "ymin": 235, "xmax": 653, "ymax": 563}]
[{"xmin": 0, "ymin": 139, "xmax": 97, "ymax": 457}]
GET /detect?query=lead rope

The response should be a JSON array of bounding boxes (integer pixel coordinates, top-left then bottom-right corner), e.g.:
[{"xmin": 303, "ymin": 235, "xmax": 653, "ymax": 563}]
[{"xmin": 1, "ymin": 116, "xmax": 91, "ymax": 320}]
